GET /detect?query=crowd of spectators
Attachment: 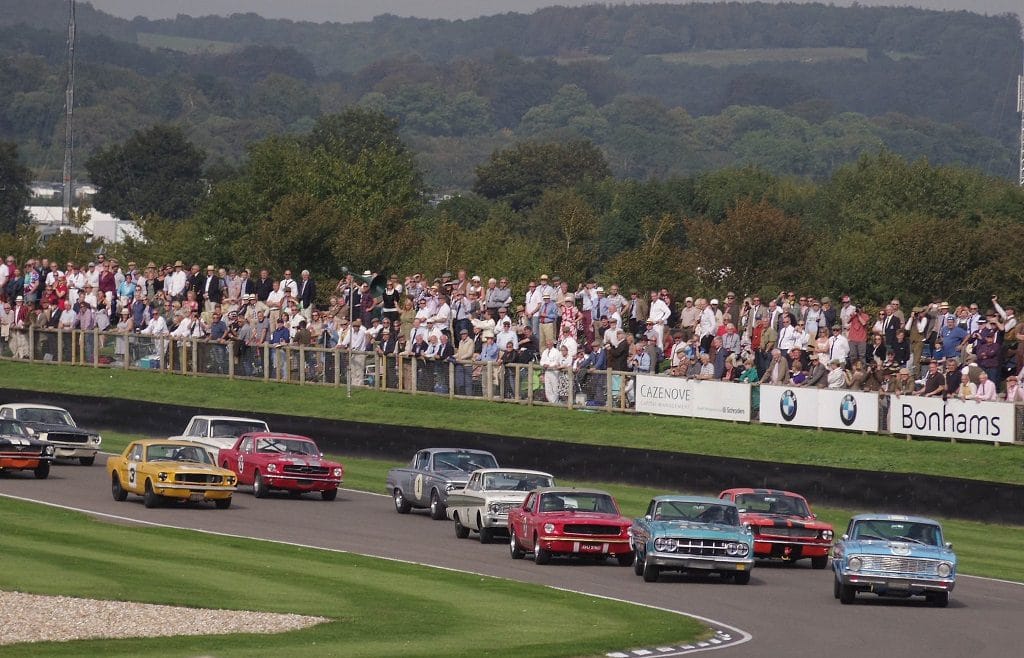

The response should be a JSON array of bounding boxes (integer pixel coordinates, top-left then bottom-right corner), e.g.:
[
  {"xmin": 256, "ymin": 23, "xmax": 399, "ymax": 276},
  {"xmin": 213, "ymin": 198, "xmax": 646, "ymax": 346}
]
[{"xmin": 1, "ymin": 254, "xmax": 1020, "ymax": 404}]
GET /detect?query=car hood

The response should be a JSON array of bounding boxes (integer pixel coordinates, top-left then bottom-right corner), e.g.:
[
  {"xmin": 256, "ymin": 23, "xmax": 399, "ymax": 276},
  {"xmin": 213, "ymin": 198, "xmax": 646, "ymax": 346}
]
[
  {"xmin": 264, "ymin": 455, "xmax": 341, "ymax": 469},
  {"xmin": 149, "ymin": 461, "xmax": 234, "ymax": 476},
  {"xmin": 740, "ymin": 513, "xmax": 832, "ymax": 531},
  {"xmin": 543, "ymin": 511, "xmax": 630, "ymax": 524},
  {"xmin": 842, "ymin": 540, "xmax": 955, "ymax": 561},
  {"xmin": 22, "ymin": 422, "xmax": 92, "ymax": 435},
  {"xmin": 172, "ymin": 436, "xmax": 236, "ymax": 451},
  {"xmin": 0, "ymin": 434, "xmax": 49, "ymax": 449},
  {"xmin": 433, "ymin": 468, "xmax": 473, "ymax": 483},
  {"xmin": 643, "ymin": 519, "xmax": 750, "ymax": 539}
]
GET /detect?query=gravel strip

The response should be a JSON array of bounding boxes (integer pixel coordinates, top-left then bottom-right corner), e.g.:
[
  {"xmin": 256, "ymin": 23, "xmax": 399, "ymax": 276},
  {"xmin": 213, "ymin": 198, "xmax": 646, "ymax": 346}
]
[{"xmin": 0, "ymin": 591, "xmax": 329, "ymax": 646}]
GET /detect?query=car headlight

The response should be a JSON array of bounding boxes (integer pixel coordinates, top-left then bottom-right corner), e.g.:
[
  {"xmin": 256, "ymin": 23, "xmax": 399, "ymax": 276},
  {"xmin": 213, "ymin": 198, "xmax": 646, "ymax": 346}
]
[
  {"xmin": 92, "ymin": 434, "xmax": 102, "ymax": 446},
  {"xmin": 654, "ymin": 537, "xmax": 677, "ymax": 552},
  {"xmin": 726, "ymin": 542, "xmax": 739, "ymax": 556},
  {"xmin": 848, "ymin": 556, "xmax": 862, "ymax": 572},
  {"xmin": 937, "ymin": 562, "xmax": 953, "ymax": 578},
  {"xmin": 42, "ymin": 445, "xmax": 54, "ymax": 455},
  {"xmin": 158, "ymin": 472, "xmax": 168, "ymax": 482},
  {"xmin": 543, "ymin": 523, "xmax": 556, "ymax": 533},
  {"xmin": 738, "ymin": 542, "xmax": 750, "ymax": 556},
  {"xmin": 821, "ymin": 529, "xmax": 834, "ymax": 541},
  {"xmin": 488, "ymin": 502, "xmax": 502, "ymax": 514},
  {"xmin": 226, "ymin": 476, "xmax": 236, "ymax": 485},
  {"xmin": 333, "ymin": 468, "xmax": 343, "ymax": 477},
  {"xmin": 445, "ymin": 482, "xmax": 459, "ymax": 492},
  {"xmin": 267, "ymin": 463, "xmax": 277, "ymax": 473},
  {"xmin": 27, "ymin": 427, "xmax": 36, "ymax": 435}
]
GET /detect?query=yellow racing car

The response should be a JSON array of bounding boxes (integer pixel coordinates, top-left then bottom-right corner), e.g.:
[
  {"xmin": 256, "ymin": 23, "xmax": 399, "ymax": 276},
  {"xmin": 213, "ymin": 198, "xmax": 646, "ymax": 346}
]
[{"xmin": 107, "ymin": 439, "xmax": 237, "ymax": 509}]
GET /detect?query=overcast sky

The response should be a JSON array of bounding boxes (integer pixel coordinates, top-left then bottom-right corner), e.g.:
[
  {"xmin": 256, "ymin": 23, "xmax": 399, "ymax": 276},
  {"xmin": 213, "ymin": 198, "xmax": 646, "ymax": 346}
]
[{"xmin": 86, "ymin": 1, "xmax": 1023, "ymax": 23}]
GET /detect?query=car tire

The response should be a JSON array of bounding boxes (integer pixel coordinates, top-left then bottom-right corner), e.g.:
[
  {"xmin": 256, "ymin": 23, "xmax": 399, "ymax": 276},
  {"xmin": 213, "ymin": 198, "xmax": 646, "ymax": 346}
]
[
  {"xmin": 33, "ymin": 461, "xmax": 50, "ymax": 479},
  {"xmin": 321, "ymin": 488, "xmax": 338, "ymax": 501},
  {"xmin": 509, "ymin": 532, "xmax": 525, "ymax": 559},
  {"xmin": 642, "ymin": 558, "xmax": 660, "ymax": 582},
  {"xmin": 393, "ymin": 488, "xmax": 411, "ymax": 514},
  {"xmin": 533, "ymin": 536, "xmax": 551, "ymax": 565},
  {"xmin": 253, "ymin": 471, "xmax": 267, "ymax": 498},
  {"xmin": 454, "ymin": 514, "xmax": 470, "ymax": 539},
  {"xmin": 833, "ymin": 575, "xmax": 841, "ymax": 599},
  {"xmin": 927, "ymin": 592, "xmax": 949, "ymax": 608},
  {"xmin": 143, "ymin": 480, "xmax": 161, "ymax": 508},
  {"xmin": 733, "ymin": 571, "xmax": 751, "ymax": 585},
  {"xmin": 838, "ymin": 582, "xmax": 856, "ymax": 604},
  {"xmin": 477, "ymin": 515, "xmax": 493, "ymax": 544},
  {"xmin": 633, "ymin": 550, "xmax": 644, "ymax": 576},
  {"xmin": 111, "ymin": 473, "xmax": 128, "ymax": 501},
  {"xmin": 429, "ymin": 491, "xmax": 446, "ymax": 520},
  {"xmin": 617, "ymin": 552, "xmax": 635, "ymax": 567},
  {"xmin": 79, "ymin": 456, "xmax": 95, "ymax": 466},
  {"xmin": 215, "ymin": 497, "xmax": 232, "ymax": 509},
  {"xmin": 811, "ymin": 556, "xmax": 829, "ymax": 570}
]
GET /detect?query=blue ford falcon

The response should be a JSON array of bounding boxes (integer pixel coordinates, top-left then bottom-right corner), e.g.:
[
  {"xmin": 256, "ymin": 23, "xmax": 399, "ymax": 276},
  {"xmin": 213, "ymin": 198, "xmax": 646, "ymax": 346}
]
[
  {"xmin": 832, "ymin": 514, "xmax": 956, "ymax": 607},
  {"xmin": 630, "ymin": 495, "xmax": 754, "ymax": 584}
]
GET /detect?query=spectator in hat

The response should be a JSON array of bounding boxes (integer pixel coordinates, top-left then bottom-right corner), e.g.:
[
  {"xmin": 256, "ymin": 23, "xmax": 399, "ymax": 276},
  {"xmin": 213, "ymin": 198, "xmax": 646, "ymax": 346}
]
[
  {"xmin": 938, "ymin": 315, "xmax": 968, "ymax": 360},
  {"xmin": 538, "ymin": 291, "xmax": 558, "ymax": 346},
  {"xmin": 454, "ymin": 328, "xmax": 476, "ymax": 396}
]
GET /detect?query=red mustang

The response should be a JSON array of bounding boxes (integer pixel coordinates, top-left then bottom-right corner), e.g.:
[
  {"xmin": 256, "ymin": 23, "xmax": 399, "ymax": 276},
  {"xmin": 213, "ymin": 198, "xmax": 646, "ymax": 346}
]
[
  {"xmin": 507, "ymin": 487, "xmax": 634, "ymax": 566},
  {"xmin": 719, "ymin": 488, "xmax": 833, "ymax": 569},
  {"xmin": 219, "ymin": 432, "xmax": 343, "ymax": 501}
]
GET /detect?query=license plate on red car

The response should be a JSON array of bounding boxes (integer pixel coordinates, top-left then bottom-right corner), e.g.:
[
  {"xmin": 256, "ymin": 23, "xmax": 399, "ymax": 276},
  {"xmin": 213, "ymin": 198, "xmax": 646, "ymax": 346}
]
[{"xmin": 580, "ymin": 543, "xmax": 603, "ymax": 552}]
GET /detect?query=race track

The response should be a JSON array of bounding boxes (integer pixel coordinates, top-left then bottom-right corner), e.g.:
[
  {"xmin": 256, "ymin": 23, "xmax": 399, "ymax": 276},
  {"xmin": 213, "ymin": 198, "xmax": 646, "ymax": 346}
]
[{"xmin": 1, "ymin": 461, "xmax": 1021, "ymax": 657}]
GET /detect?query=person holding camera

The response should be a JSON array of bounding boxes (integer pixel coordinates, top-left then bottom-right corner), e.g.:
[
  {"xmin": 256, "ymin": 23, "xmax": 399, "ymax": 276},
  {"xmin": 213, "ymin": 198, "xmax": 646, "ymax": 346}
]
[{"xmin": 847, "ymin": 303, "xmax": 870, "ymax": 366}]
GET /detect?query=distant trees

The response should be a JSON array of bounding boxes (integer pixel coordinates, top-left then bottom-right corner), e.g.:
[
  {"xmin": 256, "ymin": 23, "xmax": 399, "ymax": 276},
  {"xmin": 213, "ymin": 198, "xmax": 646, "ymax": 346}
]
[
  {"xmin": 0, "ymin": 141, "xmax": 31, "ymax": 233},
  {"xmin": 85, "ymin": 125, "xmax": 206, "ymax": 221}
]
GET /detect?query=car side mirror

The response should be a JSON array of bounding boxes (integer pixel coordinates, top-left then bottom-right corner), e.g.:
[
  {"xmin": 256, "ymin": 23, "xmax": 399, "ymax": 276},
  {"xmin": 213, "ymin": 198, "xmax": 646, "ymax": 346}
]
[
  {"xmin": 644, "ymin": 514, "xmax": 652, "ymax": 521},
  {"xmin": 841, "ymin": 534, "xmax": 849, "ymax": 540},
  {"xmin": 945, "ymin": 542, "xmax": 953, "ymax": 550}
]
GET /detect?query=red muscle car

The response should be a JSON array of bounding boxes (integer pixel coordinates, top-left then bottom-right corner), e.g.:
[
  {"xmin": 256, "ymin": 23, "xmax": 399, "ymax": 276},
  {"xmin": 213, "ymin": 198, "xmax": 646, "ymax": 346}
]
[
  {"xmin": 719, "ymin": 488, "xmax": 834, "ymax": 568},
  {"xmin": 218, "ymin": 432, "xmax": 343, "ymax": 501},
  {"xmin": 507, "ymin": 487, "xmax": 634, "ymax": 566}
]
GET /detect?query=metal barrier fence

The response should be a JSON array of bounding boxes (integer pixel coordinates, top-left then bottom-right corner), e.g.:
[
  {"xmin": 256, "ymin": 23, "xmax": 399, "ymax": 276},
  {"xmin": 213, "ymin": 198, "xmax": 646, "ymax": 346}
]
[{"xmin": 2, "ymin": 326, "xmax": 1021, "ymax": 443}]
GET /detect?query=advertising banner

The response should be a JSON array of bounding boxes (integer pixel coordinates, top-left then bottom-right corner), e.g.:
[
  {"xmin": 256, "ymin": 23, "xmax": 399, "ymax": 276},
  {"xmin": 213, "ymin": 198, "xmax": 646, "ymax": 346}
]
[
  {"xmin": 635, "ymin": 376, "xmax": 751, "ymax": 422},
  {"xmin": 888, "ymin": 396, "xmax": 1016, "ymax": 444},
  {"xmin": 758, "ymin": 385, "xmax": 819, "ymax": 427},
  {"xmin": 817, "ymin": 389, "xmax": 880, "ymax": 433}
]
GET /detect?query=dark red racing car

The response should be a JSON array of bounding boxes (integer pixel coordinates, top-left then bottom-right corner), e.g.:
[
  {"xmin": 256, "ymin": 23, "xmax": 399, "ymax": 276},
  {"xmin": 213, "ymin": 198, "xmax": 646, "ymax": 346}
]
[
  {"xmin": 219, "ymin": 432, "xmax": 343, "ymax": 501},
  {"xmin": 719, "ymin": 488, "xmax": 833, "ymax": 569}
]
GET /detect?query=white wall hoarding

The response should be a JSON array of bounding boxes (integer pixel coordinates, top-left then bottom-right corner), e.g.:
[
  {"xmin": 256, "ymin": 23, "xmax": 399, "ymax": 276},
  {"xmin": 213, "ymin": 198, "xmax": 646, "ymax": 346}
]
[
  {"xmin": 635, "ymin": 375, "xmax": 751, "ymax": 422},
  {"xmin": 888, "ymin": 396, "xmax": 1015, "ymax": 444},
  {"xmin": 758, "ymin": 385, "xmax": 879, "ymax": 433}
]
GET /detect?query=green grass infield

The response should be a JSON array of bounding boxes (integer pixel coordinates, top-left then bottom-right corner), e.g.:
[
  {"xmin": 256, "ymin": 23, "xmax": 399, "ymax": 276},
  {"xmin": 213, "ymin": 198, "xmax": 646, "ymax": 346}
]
[
  {"xmin": 97, "ymin": 432, "xmax": 1024, "ymax": 583},
  {"xmin": 2, "ymin": 361, "xmax": 1023, "ymax": 485},
  {"xmin": 0, "ymin": 497, "xmax": 707, "ymax": 657}
]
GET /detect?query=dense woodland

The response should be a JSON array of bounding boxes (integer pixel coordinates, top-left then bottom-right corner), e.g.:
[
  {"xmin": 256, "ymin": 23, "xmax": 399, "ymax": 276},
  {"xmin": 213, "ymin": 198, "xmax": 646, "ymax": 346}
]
[{"xmin": 0, "ymin": 1, "xmax": 1020, "ymax": 188}]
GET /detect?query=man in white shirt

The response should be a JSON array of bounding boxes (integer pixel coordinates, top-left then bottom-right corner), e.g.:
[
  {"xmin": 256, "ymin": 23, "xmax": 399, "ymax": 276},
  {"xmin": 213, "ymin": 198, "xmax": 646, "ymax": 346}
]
[
  {"xmin": 341, "ymin": 318, "xmax": 368, "ymax": 384},
  {"xmin": 525, "ymin": 279, "xmax": 544, "ymax": 337},
  {"xmin": 280, "ymin": 269, "xmax": 298, "ymax": 298},
  {"xmin": 540, "ymin": 338, "xmax": 563, "ymax": 403},
  {"xmin": 495, "ymin": 319, "xmax": 519, "ymax": 350},
  {"xmin": 973, "ymin": 371, "xmax": 998, "ymax": 401},
  {"xmin": 65, "ymin": 263, "xmax": 85, "ymax": 308},
  {"xmin": 777, "ymin": 314, "xmax": 799, "ymax": 352},
  {"xmin": 698, "ymin": 299, "xmax": 717, "ymax": 353},
  {"xmin": 827, "ymin": 324, "xmax": 850, "ymax": 366},
  {"xmin": 166, "ymin": 261, "xmax": 187, "ymax": 300},
  {"xmin": 647, "ymin": 291, "xmax": 671, "ymax": 348}
]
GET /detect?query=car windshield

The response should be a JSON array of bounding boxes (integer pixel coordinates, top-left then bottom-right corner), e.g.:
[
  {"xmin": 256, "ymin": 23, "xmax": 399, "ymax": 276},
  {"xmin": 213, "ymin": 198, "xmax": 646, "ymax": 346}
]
[
  {"xmin": 0, "ymin": 420, "xmax": 29, "ymax": 436},
  {"xmin": 256, "ymin": 437, "xmax": 318, "ymax": 456},
  {"xmin": 146, "ymin": 444, "xmax": 213, "ymax": 464},
  {"xmin": 17, "ymin": 408, "xmax": 75, "ymax": 426},
  {"xmin": 654, "ymin": 500, "xmax": 740, "ymax": 526},
  {"xmin": 851, "ymin": 520, "xmax": 942, "ymax": 546},
  {"xmin": 432, "ymin": 451, "xmax": 498, "ymax": 472},
  {"xmin": 734, "ymin": 493, "xmax": 810, "ymax": 517},
  {"xmin": 540, "ymin": 492, "xmax": 618, "ymax": 514},
  {"xmin": 210, "ymin": 420, "xmax": 268, "ymax": 437},
  {"xmin": 482, "ymin": 472, "xmax": 554, "ymax": 491}
]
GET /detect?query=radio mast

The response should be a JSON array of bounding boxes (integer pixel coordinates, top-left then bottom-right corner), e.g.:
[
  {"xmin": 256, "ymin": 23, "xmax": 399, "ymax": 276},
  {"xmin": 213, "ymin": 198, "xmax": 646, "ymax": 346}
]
[{"xmin": 61, "ymin": 0, "xmax": 76, "ymax": 225}]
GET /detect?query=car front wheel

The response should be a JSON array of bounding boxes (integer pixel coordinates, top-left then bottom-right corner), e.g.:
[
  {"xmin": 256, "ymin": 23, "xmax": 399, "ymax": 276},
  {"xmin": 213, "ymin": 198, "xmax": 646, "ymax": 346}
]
[
  {"xmin": 477, "ymin": 515, "xmax": 493, "ymax": 544},
  {"xmin": 215, "ymin": 497, "xmax": 232, "ymax": 509},
  {"xmin": 733, "ymin": 570, "xmax": 751, "ymax": 585},
  {"xmin": 533, "ymin": 536, "xmax": 551, "ymax": 565},
  {"xmin": 33, "ymin": 461, "xmax": 50, "ymax": 479},
  {"xmin": 642, "ymin": 558, "xmax": 660, "ymax": 582},
  {"xmin": 838, "ymin": 582, "xmax": 856, "ymax": 604},
  {"xmin": 79, "ymin": 456, "xmax": 95, "ymax": 466},
  {"xmin": 633, "ymin": 550, "xmax": 644, "ymax": 576},
  {"xmin": 253, "ymin": 471, "xmax": 267, "ymax": 498},
  {"xmin": 811, "ymin": 556, "xmax": 829, "ymax": 569},
  {"xmin": 321, "ymin": 488, "xmax": 338, "ymax": 501},
  {"xmin": 393, "ymin": 488, "xmax": 411, "ymax": 514},
  {"xmin": 617, "ymin": 552, "xmax": 635, "ymax": 567},
  {"xmin": 927, "ymin": 592, "xmax": 949, "ymax": 607},
  {"xmin": 143, "ymin": 480, "xmax": 161, "ymax": 508},
  {"xmin": 111, "ymin": 473, "xmax": 128, "ymax": 501},
  {"xmin": 429, "ymin": 491, "xmax": 446, "ymax": 520}
]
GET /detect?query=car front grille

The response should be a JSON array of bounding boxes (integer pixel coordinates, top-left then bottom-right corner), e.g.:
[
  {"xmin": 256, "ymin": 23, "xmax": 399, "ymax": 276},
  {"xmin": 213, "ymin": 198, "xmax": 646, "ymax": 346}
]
[
  {"xmin": 175, "ymin": 473, "xmax": 222, "ymax": 484},
  {"xmin": 759, "ymin": 527, "xmax": 818, "ymax": 539},
  {"xmin": 859, "ymin": 555, "xmax": 942, "ymax": 575},
  {"xmin": 282, "ymin": 465, "xmax": 330, "ymax": 476},
  {"xmin": 673, "ymin": 539, "xmax": 730, "ymax": 557},
  {"xmin": 564, "ymin": 524, "xmax": 621, "ymax": 536},
  {"xmin": 45, "ymin": 432, "xmax": 89, "ymax": 444},
  {"xmin": 1, "ymin": 447, "xmax": 43, "ymax": 456}
]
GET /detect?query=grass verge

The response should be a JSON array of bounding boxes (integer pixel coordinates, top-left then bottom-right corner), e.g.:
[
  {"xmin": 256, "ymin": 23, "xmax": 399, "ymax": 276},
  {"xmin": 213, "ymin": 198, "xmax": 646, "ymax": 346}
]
[
  {"xmin": 4, "ymin": 361, "xmax": 1023, "ymax": 484},
  {"xmin": 0, "ymin": 497, "xmax": 706, "ymax": 657},
  {"xmin": 97, "ymin": 432, "xmax": 1024, "ymax": 583}
]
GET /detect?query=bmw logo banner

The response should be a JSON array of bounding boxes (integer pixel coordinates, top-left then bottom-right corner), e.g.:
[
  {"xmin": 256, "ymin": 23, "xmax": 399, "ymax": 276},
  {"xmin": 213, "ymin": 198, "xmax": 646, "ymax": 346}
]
[{"xmin": 760, "ymin": 386, "xmax": 879, "ymax": 432}]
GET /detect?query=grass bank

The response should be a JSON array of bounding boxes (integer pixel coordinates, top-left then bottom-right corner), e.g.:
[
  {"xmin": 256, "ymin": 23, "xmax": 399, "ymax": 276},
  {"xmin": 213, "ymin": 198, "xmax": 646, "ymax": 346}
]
[
  {"xmin": 0, "ymin": 497, "xmax": 706, "ymax": 657},
  {"xmin": 98, "ymin": 432, "xmax": 1024, "ymax": 583},
  {"xmin": 4, "ymin": 362, "xmax": 1023, "ymax": 484}
]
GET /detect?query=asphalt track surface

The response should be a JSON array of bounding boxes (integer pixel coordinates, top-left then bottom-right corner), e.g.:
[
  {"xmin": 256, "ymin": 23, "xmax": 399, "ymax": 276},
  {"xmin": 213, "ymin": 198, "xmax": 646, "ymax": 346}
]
[{"xmin": 2, "ymin": 460, "xmax": 1022, "ymax": 657}]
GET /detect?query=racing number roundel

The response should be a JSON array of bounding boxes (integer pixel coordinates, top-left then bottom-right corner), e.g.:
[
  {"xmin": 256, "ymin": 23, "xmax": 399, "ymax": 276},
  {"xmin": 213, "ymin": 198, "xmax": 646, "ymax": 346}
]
[
  {"xmin": 414, "ymin": 474, "xmax": 424, "ymax": 500},
  {"xmin": 128, "ymin": 464, "xmax": 136, "ymax": 487}
]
